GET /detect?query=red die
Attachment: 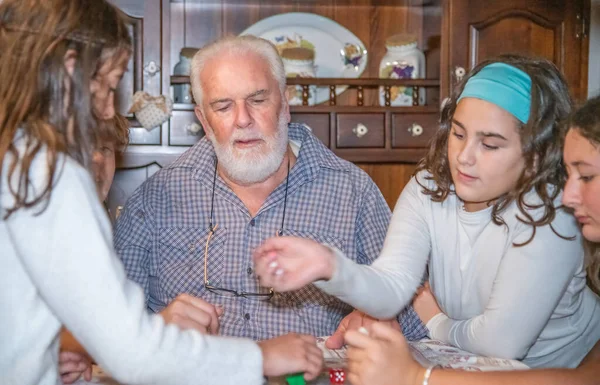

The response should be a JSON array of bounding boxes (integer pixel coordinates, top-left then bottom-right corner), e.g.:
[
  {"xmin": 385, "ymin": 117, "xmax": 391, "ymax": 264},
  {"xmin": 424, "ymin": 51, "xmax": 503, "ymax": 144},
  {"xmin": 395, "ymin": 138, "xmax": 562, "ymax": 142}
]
[{"xmin": 329, "ymin": 368, "xmax": 345, "ymax": 384}]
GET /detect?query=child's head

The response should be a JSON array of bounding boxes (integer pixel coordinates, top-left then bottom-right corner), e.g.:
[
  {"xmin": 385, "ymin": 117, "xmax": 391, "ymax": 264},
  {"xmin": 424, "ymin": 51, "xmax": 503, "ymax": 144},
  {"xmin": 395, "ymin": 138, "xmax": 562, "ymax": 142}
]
[
  {"xmin": 418, "ymin": 54, "xmax": 572, "ymax": 228},
  {"xmin": 92, "ymin": 114, "xmax": 129, "ymax": 201},
  {"xmin": 0, "ymin": 0, "xmax": 131, "ymax": 217},
  {"xmin": 562, "ymin": 95, "xmax": 600, "ymax": 293},
  {"xmin": 563, "ymin": 96, "xmax": 600, "ymax": 242}
]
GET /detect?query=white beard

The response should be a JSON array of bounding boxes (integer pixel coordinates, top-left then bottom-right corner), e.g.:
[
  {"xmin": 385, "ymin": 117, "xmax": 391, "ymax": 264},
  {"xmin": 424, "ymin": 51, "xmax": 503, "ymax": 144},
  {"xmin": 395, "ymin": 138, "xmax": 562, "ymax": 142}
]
[{"xmin": 207, "ymin": 110, "xmax": 289, "ymax": 185}]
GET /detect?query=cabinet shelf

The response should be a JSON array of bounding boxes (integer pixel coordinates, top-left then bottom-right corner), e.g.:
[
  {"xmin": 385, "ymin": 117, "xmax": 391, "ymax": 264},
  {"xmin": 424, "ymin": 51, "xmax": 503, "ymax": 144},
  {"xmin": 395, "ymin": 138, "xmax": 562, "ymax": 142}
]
[
  {"xmin": 171, "ymin": 103, "xmax": 439, "ymax": 113},
  {"xmin": 171, "ymin": 75, "xmax": 440, "ymax": 87}
]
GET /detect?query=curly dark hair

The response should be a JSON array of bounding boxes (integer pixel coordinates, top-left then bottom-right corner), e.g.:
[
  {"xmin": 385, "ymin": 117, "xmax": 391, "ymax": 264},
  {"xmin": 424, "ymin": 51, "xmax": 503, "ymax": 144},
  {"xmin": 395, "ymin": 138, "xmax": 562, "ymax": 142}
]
[{"xmin": 415, "ymin": 54, "xmax": 573, "ymax": 245}]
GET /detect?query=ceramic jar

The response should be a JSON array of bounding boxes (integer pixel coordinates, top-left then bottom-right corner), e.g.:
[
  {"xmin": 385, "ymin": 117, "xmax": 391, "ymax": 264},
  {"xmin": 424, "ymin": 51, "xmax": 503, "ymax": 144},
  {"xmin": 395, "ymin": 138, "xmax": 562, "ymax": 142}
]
[
  {"xmin": 281, "ymin": 47, "xmax": 317, "ymax": 106},
  {"xmin": 379, "ymin": 34, "xmax": 426, "ymax": 106},
  {"xmin": 173, "ymin": 47, "xmax": 198, "ymax": 104}
]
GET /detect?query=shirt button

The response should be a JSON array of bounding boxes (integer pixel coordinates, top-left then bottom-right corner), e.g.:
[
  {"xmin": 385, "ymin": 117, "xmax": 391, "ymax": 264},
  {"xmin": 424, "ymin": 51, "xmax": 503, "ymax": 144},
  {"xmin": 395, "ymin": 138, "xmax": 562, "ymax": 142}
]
[
  {"xmin": 250, "ymin": 219, "xmax": 256, "ymax": 226},
  {"xmin": 244, "ymin": 313, "xmax": 251, "ymax": 320},
  {"xmin": 246, "ymin": 267, "xmax": 253, "ymax": 275}
]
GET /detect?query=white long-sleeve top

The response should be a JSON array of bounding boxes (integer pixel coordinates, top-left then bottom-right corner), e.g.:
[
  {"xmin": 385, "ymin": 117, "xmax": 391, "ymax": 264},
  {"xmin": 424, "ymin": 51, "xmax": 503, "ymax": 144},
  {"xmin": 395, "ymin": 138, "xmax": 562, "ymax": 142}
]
[
  {"xmin": 0, "ymin": 140, "xmax": 263, "ymax": 385},
  {"xmin": 315, "ymin": 171, "xmax": 600, "ymax": 368}
]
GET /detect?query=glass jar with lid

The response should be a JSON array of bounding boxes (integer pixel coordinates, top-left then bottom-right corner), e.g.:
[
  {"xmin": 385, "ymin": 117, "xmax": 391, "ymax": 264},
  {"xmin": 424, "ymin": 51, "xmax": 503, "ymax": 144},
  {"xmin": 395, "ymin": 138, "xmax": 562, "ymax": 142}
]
[
  {"xmin": 173, "ymin": 47, "xmax": 198, "ymax": 104},
  {"xmin": 378, "ymin": 34, "xmax": 426, "ymax": 106},
  {"xmin": 281, "ymin": 47, "xmax": 317, "ymax": 106}
]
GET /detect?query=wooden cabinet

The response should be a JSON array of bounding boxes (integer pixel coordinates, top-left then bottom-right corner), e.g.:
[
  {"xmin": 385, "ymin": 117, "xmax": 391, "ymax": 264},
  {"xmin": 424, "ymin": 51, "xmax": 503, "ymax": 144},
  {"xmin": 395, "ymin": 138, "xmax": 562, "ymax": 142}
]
[
  {"xmin": 444, "ymin": 0, "xmax": 590, "ymax": 99},
  {"xmin": 107, "ymin": 0, "xmax": 590, "ymax": 211}
]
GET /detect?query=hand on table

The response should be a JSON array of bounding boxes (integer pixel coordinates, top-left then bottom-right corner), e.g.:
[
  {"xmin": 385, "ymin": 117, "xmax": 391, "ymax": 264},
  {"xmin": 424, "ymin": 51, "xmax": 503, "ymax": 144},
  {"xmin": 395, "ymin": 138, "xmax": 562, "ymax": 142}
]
[
  {"xmin": 59, "ymin": 351, "xmax": 92, "ymax": 384},
  {"xmin": 345, "ymin": 323, "xmax": 424, "ymax": 385},
  {"xmin": 258, "ymin": 333, "xmax": 324, "ymax": 381},
  {"xmin": 325, "ymin": 309, "xmax": 401, "ymax": 349},
  {"xmin": 413, "ymin": 282, "xmax": 442, "ymax": 325},
  {"xmin": 253, "ymin": 236, "xmax": 336, "ymax": 291},
  {"xmin": 160, "ymin": 293, "xmax": 223, "ymax": 334}
]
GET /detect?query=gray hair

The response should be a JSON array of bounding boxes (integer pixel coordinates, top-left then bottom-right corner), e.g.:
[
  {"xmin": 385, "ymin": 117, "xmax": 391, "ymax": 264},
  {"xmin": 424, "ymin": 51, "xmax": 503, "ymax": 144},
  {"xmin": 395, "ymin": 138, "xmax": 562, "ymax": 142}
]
[{"xmin": 190, "ymin": 35, "xmax": 286, "ymax": 107}]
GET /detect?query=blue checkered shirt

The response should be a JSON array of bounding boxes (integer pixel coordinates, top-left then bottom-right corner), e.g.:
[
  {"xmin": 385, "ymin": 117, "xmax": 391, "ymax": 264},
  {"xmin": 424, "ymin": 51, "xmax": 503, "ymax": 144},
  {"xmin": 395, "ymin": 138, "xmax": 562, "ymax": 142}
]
[{"xmin": 114, "ymin": 123, "xmax": 427, "ymax": 341}]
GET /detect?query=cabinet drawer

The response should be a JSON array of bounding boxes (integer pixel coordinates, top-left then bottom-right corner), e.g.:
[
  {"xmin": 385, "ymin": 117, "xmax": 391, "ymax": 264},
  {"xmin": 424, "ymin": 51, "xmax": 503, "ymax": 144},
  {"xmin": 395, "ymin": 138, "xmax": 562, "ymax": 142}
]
[
  {"xmin": 169, "ymin": 109, "xmax": 204, "ymax": 146},
  {"xmin": 337, "ymin": 113, "xmax": 384, "ymax": 148},
  {"xmin": 392, "ymin": 113, "xmax": 438, "ymax": 148},
  {"xmin": 291, "ymin": 113, "xmax": 330, "ymax": 147}
]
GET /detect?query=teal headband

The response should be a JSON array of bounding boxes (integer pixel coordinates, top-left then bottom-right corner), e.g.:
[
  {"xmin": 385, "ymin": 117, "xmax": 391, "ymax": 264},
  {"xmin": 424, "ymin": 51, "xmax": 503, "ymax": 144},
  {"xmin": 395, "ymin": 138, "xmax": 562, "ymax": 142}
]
[{"xmin": 457, "ymin": 62, "xmax": 532, "ymax": 124}]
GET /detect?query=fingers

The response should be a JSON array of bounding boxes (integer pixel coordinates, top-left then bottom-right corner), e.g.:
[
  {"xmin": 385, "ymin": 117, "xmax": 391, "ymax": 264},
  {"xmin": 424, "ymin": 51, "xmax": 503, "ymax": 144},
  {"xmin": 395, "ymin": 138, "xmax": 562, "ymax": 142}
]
[
  {"xmin": 162, "ymin": 294, "xmax": 222, "ymax": 335},
  {"xmin": 61, "ymin": 371, "xmax": 83, "ymax": 384},
  {"xmin": 325, "ymin": 310, "xmax": 361, "ymax": 349},
  {"xmin": 325, "ymin": 317, "xmax": 349, "ymax": 349},
  {"xmin": 179, "ymin": 294, "xmax": 221, "ymax": 335},
  {"xmin": 347, "ymin": 310, "xmax": 365, "ymax": 331},
  {"xmin": 59, "ymin": 360, "xmax": 87, "ymax": 375},
  {"xmin": 84, "ymin": 365, "xmax": 93, "ymax": 381},
  {"xmin": 171, "ymin": 317, "xmax": 209, "ymax": 333},
  {"xmin": 260, "ymin": 333, "xmax": 323, "ymax": 379},
  {"xmin": 344, "ymin": 329, "xmax": 372, "ymax": 349},
  {"xmin": 303, "ymin": 342, "xmax": 324, "ymax": 381},
  {"xmin": 325, "ymin": 328, "xmax": 346, "ymax": 349},
  {"xmin": 346, "ymin": 347, "xmax": 366, "ymax": 385},
  {"xmin": 370, "ymin": 322, "xmax": 405, "ymax": 343},
  {"xmin": 347, "ymin": 372, "xmax": 362, "ymax": 385},
  {"xmin": 59, "ymin": 352, "xmax": 90, "ymax": 385},
  {"xmin": 252, "ymin": 236, "xmax": 289, "ymax": 261},
  {"xmin": 59, "ymin": 351, "xmax": 86, "ymax": 362}
]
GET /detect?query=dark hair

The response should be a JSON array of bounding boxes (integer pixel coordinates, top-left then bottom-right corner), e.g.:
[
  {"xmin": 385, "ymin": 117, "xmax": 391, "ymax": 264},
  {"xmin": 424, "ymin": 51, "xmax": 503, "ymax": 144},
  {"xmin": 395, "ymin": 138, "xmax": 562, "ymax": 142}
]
[
  {"xmin": 0, "ymin": 0, "xmax": 132, "ymax": 218},
  {"xmin": 569, "ymin": 95, "xmax": 600, "ymax": 148},
  {"xmin": 97, "ymin": 114, "xmax": 130, "ymax": 153},
  {"xmin": 566, "ymin": 95, "xmax": 600, "ymax": 294},
  {"xmin": 416, "ymin": 54, "xmax": 573, "ymax": 245}
]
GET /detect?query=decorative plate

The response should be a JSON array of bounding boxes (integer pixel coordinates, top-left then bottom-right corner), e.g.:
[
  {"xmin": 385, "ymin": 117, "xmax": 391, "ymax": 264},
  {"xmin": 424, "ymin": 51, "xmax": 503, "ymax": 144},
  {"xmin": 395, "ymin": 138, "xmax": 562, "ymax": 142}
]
[{"xmin": 240, "ymin": 12, "xmax": 368, "ymax": 105}]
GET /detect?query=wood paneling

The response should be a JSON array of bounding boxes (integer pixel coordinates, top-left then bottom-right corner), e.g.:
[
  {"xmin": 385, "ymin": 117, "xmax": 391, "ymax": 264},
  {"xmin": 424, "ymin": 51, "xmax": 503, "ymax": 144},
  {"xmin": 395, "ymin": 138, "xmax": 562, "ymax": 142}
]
[
  {"xmin": 357, "ymin": 163, "xmax": 417, "ymax": 208},
  {"xmin": 337, "ymin": 113, "xmax": 385, "ymax": 148},
  {"xmin": 178, "ymin": 0, "xmax": 442, "ymax": 108},
  {"xmin": 445, "ymin": 0, "xmax": 589, "ymax": 101},
  {"xmin": 109, "ymin": 0, "xmax": 589, "ymax": 218},
  {"xmin": 290, "ymin": 113, "xmax": 331, "ymax": 146},
  {"xmin": 392, "ymin": 112, "xmax": 438, "ymax": 148}
]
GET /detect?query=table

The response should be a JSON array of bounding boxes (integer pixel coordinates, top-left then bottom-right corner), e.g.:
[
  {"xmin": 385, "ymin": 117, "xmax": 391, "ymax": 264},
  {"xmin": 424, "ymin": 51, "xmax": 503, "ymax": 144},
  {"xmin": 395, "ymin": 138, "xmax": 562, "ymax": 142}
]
[{"xmin": 74, "ymin": 338, "xmax": 528, "ymax": 385}]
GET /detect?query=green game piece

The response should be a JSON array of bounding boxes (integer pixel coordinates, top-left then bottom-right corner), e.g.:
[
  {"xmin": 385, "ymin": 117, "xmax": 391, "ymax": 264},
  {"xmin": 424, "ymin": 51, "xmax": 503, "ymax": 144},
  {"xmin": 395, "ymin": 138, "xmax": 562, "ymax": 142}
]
[{"xmin": 285, "ymin": 373, "xmax": 305, "ymax": 385}]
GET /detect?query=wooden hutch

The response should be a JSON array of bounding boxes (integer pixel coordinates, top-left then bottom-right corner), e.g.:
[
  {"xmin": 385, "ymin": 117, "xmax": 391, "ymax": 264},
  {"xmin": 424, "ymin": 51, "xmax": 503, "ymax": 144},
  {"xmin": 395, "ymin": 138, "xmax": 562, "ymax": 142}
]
[{"xmin": 107, "ymin": 0, "xmax": 591, "ymax": 215}]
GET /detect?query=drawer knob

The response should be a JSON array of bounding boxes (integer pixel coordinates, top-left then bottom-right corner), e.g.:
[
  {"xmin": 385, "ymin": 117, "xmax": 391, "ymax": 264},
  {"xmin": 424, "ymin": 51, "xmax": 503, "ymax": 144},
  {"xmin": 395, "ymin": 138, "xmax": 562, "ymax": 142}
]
[
  {"xmin": 408, "ymin": 123, "xmax": 424, "ymax": 137},
  {"xmin": 352, "ymin": 123, "xmax": 369, "ymax": 138},
  {"xmin": 454, "ymin": 66, "xmax": 466, "ymax": 82},
  {"xmin": 144, "ymin": 61, "xmax": 161, "ymax": 77},
  {"xmin": 185, "ymin": 122, "xmax": 203, "ymax": 135}
]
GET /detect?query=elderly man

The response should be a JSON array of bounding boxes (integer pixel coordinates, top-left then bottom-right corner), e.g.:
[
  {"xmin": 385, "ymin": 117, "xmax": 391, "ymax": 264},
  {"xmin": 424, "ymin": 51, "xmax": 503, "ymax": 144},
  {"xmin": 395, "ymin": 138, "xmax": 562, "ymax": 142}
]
[{"xmin": 114, "ymin": 35, "xmax": 427, "ymax": 341}]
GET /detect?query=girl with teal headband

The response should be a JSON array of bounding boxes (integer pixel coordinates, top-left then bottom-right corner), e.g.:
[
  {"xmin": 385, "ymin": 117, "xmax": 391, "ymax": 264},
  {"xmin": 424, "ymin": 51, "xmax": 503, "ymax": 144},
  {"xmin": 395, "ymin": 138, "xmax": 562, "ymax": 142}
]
[
  {"xmin": 335, "ymin": 96, "xmax": 600, "ymax": 385},
  {"xmin": 252, "ymin": 55, "xmax": 600, "ymax": 376}
]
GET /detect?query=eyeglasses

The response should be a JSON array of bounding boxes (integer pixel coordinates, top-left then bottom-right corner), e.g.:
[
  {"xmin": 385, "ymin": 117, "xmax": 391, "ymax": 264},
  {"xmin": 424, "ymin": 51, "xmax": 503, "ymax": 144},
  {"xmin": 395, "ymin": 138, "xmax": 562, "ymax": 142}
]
[
  {"xmin": 203, "ymin": 157, "xmax": 290, "ymax": 300},
  {"xmin": 203, "ymin": 224, "xmax": 275, "ymax": 300}
]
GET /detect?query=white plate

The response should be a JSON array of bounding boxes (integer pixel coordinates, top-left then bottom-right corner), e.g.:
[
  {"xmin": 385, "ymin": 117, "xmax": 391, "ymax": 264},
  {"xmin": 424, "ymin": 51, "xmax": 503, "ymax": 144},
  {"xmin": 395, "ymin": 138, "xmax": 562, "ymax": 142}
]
[{"xmin": 240, "ymin": 12, "xmax": 368, "ymax": 105}]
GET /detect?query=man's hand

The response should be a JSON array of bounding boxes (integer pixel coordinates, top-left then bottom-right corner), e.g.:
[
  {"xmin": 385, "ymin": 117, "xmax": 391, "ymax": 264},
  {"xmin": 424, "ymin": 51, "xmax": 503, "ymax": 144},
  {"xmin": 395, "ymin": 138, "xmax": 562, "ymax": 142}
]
[
  {"xmin": 258, "ymin": 333, "xmax": 324, "ymax": 381},
  {"xmin": 160, "ymin": 293, "xmax": 223, "ymax": 334},
  {"xmin": 59, "ymin": 351, "xmax": 92, "ymax": 384},
  {"xmin": 326, "ymin": 309, "xmax": 401, "ymax": 349}
]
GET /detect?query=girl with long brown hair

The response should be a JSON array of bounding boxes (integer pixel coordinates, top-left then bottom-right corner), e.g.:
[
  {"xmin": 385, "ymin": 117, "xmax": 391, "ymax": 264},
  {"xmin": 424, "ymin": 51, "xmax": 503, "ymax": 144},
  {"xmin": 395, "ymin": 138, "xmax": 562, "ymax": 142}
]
[
  {"xmin": 0, "ymin": 1, "xmax": 322, "ymax": 384},
  {"xmin": 253, "ymin": 55, "xmax": 600, "ymax": 369},
  {"xmin": 339, "ymin": 95, "xmax": 600, "ymax": 385}
]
